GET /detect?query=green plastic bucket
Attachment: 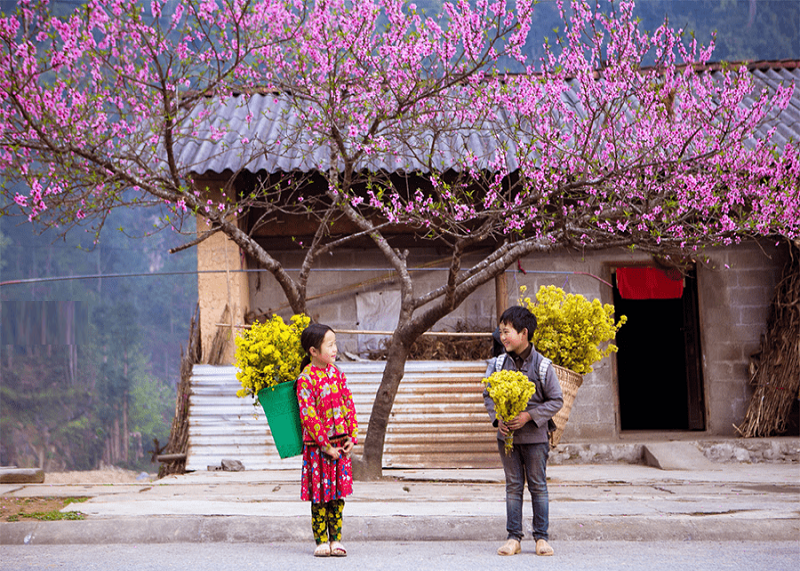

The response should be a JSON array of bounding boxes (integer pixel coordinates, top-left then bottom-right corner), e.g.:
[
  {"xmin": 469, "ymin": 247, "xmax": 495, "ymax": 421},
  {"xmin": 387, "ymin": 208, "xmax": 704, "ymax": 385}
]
[{"xmin": 257, "ymin": 380, "xmax": 304, "ymax": 459}]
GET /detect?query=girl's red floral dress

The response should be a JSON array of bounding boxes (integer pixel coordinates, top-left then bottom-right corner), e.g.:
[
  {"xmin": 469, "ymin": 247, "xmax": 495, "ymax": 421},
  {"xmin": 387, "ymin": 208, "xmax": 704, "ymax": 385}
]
[{"xmin": 296, "ymin": 363, "xmax": 358, "ymax": 502}]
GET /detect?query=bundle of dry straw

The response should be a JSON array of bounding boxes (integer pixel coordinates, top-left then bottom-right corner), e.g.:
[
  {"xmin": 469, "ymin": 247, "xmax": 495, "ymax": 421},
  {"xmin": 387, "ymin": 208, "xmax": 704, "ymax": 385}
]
[{"xmin": 737, "ymin": 240, "xmax": 800, "ymax": 437}]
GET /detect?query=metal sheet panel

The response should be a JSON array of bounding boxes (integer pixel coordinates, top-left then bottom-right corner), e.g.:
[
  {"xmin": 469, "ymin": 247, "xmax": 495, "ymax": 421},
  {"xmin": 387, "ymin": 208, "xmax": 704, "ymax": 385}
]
[{"xmin": 185, "ymin": 361, "xmax": 500, "ymax": 472}]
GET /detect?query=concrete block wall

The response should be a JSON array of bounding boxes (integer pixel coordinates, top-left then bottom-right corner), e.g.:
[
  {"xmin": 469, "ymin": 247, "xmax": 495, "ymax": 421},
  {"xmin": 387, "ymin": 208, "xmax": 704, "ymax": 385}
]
[
  {"xmin": 236, "ymin": 241, "xmax": 788, "ymax": 441},
  {"xmin": 504, "ymin": 248, "xmax": 651, "ymax": 442},
  {"xmin": 563, "ymin": 363, "xmax": 617, "ymax": 441},
  {"xmin": 248, "ymin": 248, "xmax": 500, "ymax": 354},
  {"xmin": 697, "ymin": 241, "xmax": 788, "ymax": 435}
]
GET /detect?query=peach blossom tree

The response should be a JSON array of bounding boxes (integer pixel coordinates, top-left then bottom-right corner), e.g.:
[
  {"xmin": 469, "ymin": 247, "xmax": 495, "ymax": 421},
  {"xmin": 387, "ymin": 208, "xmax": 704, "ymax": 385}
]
[{"xmin": 1, "ymin": 0, "xmax": 797, "ymax": 478}]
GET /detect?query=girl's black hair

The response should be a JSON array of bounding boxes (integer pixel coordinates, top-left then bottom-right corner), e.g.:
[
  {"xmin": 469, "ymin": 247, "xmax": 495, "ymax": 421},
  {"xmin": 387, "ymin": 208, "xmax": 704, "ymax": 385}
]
[{"xmin": 300, "ymin": 323, "xmax": 334, "ymax": 370}]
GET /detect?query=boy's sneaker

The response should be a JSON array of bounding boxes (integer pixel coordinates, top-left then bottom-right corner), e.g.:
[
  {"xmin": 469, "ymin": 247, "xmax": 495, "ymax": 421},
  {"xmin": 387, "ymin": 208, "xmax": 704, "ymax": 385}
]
[
  {"xmin": 535, "ymin": 539, "xmax": 554, "ymax": 556},
  {"xmin": 497, "ymin": 539, "xmax": 521, "ymax": 556}
]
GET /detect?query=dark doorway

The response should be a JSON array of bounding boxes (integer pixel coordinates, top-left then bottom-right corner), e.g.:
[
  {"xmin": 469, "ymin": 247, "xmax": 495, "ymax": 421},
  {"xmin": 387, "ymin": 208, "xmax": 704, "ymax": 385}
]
[{"xmin": 613, "ymin": 268, "xmax": 705, "ymax": 431}]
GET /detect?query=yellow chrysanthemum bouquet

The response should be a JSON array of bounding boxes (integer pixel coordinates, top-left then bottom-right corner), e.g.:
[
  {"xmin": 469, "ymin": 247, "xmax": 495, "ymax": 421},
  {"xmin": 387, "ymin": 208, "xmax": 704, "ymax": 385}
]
[
  {"xmin": 482, "ymin": 369, "xmax": 537, "ymax": 454},
  {"xmin": 234, "ymin": 313, "xmax": 311, "ymax": 399},
  {"xmin": 520, "ymin": 285, "xmax": 626, "ymax": 375}
]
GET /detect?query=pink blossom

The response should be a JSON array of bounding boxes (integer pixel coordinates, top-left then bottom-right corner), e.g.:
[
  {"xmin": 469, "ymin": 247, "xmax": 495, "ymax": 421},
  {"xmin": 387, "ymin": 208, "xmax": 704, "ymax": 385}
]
[{"xmin": 0, "ymin": 0, "xmax": 795, "ymax": 262}]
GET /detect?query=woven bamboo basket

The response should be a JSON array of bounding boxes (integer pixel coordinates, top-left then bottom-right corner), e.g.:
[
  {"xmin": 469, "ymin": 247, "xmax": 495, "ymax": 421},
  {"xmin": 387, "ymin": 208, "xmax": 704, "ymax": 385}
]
[{"xmin": 550, "ymin": 364, "xmax": 584, "ymax": 447}]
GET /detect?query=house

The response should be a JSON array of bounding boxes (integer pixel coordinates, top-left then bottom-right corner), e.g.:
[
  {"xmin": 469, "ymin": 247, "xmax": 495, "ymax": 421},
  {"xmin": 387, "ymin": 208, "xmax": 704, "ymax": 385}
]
[{"xmin": 179, "ymin": 61, "xmax": 799, "ymax": 470}]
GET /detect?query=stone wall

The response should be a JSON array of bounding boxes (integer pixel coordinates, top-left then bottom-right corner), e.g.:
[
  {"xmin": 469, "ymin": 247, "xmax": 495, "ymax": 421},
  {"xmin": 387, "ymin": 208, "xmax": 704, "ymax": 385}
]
[{"xmin": 548, "ymin": 437, "xmax": 800, "ymax": 465}]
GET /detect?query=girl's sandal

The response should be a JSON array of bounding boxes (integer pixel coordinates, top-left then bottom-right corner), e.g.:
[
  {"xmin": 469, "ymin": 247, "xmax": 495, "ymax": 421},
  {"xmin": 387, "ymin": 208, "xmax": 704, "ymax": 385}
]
[
  {"xmin": 314, "ymin": 543, "xmax": 331, "ymax": 557},
  {"xmin": 330, "ymin": 541, "xmax": 347, "ymax": 557}
]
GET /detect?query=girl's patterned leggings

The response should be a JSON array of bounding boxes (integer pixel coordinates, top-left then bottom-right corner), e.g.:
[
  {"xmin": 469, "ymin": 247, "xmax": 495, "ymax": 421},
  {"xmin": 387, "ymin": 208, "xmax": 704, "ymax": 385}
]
[{"xmin": 310, "ymin": 499, "xmax": 344, "ymax": 544}]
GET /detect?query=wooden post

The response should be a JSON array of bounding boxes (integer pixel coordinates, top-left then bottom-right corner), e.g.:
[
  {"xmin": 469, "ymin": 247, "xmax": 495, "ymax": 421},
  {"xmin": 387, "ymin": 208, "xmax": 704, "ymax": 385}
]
[{"xmin": 495, "ymin": 271, "xmax": 507, "ymax": 321}]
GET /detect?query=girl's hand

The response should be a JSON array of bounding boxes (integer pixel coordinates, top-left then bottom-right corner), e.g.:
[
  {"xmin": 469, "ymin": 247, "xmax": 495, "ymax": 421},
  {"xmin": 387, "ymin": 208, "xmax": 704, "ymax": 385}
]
[
  {"xmin": 341, "ymin": 438, "xmax": 354, "ymax": 456},
  {"xmin": 323, "ymin": 445, "xmax": 340, "ymax": 459}
]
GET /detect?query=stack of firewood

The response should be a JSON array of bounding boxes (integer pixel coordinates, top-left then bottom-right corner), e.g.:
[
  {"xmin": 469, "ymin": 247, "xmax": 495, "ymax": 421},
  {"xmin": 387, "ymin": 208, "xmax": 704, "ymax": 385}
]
[{"xmin": 367, "ymin": 322, "xmax": 494, "ymax": 361}]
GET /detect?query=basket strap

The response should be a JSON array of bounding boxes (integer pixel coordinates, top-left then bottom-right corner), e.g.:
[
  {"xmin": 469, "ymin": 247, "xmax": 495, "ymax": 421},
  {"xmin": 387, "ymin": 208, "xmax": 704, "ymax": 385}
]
[
  {"xmin": 497, "ymin": 353, "xmax": 550, "ymax": 382},
  {"xmin": 497, "ymin": 353, "xmax": 551, "ymax": 386},
  {"xmin": 539, "ymin": 357, "xmax": 557, "ymax": 441},
  {"xmin": 539, "ymin": 357, "xmax": 552, "ymax": 384}
]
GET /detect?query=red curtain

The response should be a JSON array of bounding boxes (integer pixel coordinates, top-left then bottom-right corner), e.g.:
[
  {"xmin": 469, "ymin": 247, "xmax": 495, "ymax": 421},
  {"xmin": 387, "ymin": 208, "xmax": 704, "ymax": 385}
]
[{"xmin": 616, "ymin": 267, "xmax": 683, "ymax": 300}]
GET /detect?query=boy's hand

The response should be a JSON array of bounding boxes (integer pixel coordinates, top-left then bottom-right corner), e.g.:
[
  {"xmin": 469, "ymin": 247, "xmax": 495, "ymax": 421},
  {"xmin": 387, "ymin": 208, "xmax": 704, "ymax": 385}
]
[
  {"xmin": 498, "ymin": 418, "xmax": 510, "ymax": 436},
  {"xmin": 506, "ymin": 412, "xmax": 531, "ymax": 431}
]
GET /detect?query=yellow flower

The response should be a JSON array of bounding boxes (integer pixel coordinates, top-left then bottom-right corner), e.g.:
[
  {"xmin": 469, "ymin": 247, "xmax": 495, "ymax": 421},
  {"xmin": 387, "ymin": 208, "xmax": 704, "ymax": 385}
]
[
  {"xmin": 482, "ymin": 369, "xmax": 535, "ymax": 454},
  {"xmin": 234, "ymin": 313, "xmax": 311, "ymax": 399},
  {"xmin": 520, "ymin": 285, "xmax": 626, "ymax": 374}
]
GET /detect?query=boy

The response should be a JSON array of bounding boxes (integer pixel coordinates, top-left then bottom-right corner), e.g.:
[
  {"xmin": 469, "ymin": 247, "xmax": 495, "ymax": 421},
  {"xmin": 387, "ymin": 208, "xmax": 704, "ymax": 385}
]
[{"xmin": 484, "ymin": 306, "xmax": 564, "ymax": 556}]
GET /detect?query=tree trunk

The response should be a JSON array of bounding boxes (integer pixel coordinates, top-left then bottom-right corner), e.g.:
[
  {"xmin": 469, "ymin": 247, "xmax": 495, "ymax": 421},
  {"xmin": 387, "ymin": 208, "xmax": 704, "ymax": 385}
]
[
  {"xmin": 70, "ymin": 344, "xmax": 77, "ymax": 386},
  {"xmin": 113, "ymin": 415, "xmax": 120, "ymax": 463},
  {"xmin": 122, "ymin": 394, "xmax": 129, "ymax": 463},
  {"xmin": 123, "ymin": 350, "xmax": 129, "ymax": 463},
  {"xmin": 350, "ymin": 247, "xmax": 525, "ymax": 478},
  {"xmin": 40, "ymin": 302, "xmax": 48, "ymax": 355},
  {"xmin": 66, "ymin": 301, "xmax": 76, "ymax": 385},
  {"xmin": 352, "ymin": 275, "xmax": 468, "ymax": 479},
  {"xmin": 353, "ymin": 338, "xmax": 410, "ymax": 480}
]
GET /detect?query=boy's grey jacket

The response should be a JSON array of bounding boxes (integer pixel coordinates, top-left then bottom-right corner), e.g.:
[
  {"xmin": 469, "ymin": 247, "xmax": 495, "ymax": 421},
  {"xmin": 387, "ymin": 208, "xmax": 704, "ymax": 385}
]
[{"xmin": 483, "ymin": 349, "xmax": 564, "ymax": 445}]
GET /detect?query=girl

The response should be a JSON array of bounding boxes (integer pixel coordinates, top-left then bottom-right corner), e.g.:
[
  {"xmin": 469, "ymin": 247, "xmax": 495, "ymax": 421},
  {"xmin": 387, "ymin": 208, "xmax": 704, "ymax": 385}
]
[{"xmin": 296, "ymin": 323, "xmax": 358, "ymax": 557}]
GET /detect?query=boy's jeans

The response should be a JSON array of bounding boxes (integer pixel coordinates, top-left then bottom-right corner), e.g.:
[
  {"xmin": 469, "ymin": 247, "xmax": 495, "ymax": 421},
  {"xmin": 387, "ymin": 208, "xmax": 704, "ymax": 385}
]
[{"xmin": 497, "ymin": 440, "xmax": 550, "ymax": 542}]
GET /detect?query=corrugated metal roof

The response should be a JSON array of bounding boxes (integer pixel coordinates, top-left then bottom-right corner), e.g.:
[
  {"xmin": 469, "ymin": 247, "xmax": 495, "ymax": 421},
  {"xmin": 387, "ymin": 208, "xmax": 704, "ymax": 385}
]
[
  {"xmin": 178, "ymin": 92, "xmax": 521, "ymax": 175},
  {"xmin": 185, "ymin": 361, "xmax": 500, "ymax": 472},
  {"xmin": 748, "ymin": 67, "xmax": 800, "ymax": 146},
  {"xmin": 179, "ymin": 65, "xmax": 799, "ymax": 176}
]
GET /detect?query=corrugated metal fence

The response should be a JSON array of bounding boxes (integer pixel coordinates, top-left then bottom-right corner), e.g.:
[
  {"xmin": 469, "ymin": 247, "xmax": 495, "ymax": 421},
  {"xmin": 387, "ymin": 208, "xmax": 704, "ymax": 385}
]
[{"xmin": 185, "ymin": 361, "xmax": 501, "ymax": 472}]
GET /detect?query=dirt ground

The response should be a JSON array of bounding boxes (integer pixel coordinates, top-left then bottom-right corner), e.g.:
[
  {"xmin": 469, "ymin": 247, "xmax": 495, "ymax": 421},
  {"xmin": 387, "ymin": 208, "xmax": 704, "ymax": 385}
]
[
  {"xmin": 41, "ymin": 468, "xmax": 156, "ymax": 485},
  {"xmin": 1, "ymin": 468, "xmax": 157, "ymax": 522},
  {"xmin": 0, "ymin": 496, "xmax": 85, "ymax": 522}
]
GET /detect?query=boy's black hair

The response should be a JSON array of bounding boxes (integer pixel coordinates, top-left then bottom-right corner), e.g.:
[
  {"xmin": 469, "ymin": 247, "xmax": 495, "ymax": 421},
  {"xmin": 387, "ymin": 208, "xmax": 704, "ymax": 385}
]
[
  {"xmin": 498, "ymin": 306, "xmax": 537, "ymax": 342},
  {"xmin": 491, "ymin": 327, "xmax": 504, "ymax": 357},
  {"xmin": 300, "ymin": 322, "xmax": 334, "ymax": 370}
]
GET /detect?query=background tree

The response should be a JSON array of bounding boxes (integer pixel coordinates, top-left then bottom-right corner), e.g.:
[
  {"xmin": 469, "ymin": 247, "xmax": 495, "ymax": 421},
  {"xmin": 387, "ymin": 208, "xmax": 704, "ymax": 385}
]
[
  {"xmin": 1, "ymin": 0, "xmax": 798, "ymax": 478},
  {"xmin": 371, "ymin": 1, "xmax": 800, "ymax": 70},
  {"xmin": 1, "ymin": 190, "xmax": 193, "ymax": 471},
  {"xmin": 631, "ymin": 0, "xmax": 799, "ymax": 64}
]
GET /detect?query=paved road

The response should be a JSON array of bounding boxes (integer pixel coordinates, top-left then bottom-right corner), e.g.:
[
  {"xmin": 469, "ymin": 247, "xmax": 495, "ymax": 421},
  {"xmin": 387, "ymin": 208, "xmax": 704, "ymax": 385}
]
[{"xmin": 1, "ymin": 541, "xmax": 798, "ymax": 571}]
